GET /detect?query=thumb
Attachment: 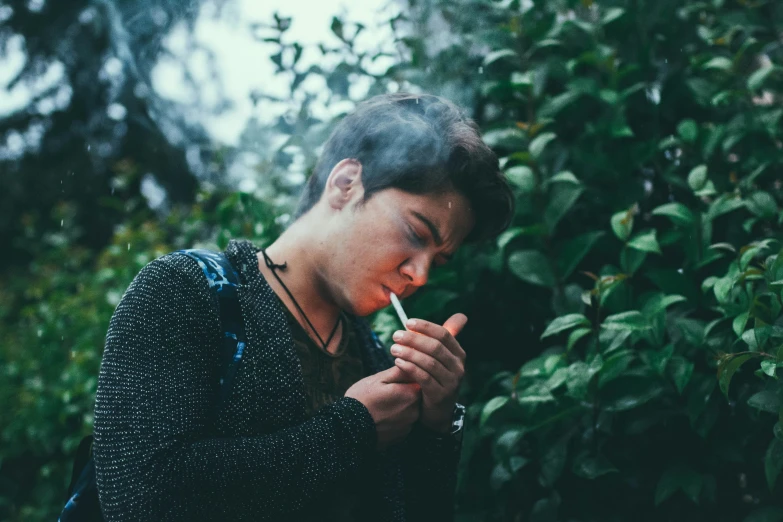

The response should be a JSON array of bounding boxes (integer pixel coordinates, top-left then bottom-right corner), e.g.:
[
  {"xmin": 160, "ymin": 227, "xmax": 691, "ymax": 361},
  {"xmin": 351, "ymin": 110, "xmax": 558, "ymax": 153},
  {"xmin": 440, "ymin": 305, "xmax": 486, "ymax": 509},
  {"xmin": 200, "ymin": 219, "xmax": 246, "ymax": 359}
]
[
  {"xmin": 443, "ymin": 313, "xmax": 468, "ymax": 338},
  {"xmin": 377, "ymin": 365, "xmax": 407, "ymax": 383}
]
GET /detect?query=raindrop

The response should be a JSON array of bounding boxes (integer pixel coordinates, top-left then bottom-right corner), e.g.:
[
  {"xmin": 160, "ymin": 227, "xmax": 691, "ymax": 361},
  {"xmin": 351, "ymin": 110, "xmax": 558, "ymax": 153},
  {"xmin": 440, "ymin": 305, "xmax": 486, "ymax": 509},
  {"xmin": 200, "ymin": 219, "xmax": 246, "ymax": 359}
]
[
  {"xmin": 61, "ymin": 219, "xmax": 64, "ymax": 227},
  {"xmin": 111, "ymin": 187, "xmax": 115, "ymax": 195},
  {"xmin": 127, "ymin": 243, "xmax": 131, "ymax": 251},
  {"xmin": 448, "ymin": 201, "xmax": 452, "ymax": 208},
  {"xmin": 87, "ymin": 144, "xmax": 91, "ymax": 151},
  {"xmin": 677, "ymin": 268, "xmax": 684, "ymax": 274},
  {"xmin": 478, "ymin": 66, "xmax": 484, "ymax": 74}
]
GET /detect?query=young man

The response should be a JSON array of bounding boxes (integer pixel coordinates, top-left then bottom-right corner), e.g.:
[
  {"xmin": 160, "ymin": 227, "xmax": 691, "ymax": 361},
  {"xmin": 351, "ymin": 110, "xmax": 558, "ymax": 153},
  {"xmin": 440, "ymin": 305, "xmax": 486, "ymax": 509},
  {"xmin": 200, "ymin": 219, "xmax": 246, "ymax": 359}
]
[{"xmin": 93, "ymin": 93, "xmax": 513, "ymax": 521}]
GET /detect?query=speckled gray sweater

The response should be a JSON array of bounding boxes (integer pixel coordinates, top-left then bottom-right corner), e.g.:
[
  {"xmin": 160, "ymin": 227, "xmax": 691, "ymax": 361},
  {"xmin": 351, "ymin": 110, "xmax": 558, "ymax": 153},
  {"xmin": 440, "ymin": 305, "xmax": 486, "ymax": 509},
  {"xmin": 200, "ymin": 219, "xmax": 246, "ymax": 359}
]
[{"xmin": 93, "ymin": 239, "xmax": 460, "ymax": 522}]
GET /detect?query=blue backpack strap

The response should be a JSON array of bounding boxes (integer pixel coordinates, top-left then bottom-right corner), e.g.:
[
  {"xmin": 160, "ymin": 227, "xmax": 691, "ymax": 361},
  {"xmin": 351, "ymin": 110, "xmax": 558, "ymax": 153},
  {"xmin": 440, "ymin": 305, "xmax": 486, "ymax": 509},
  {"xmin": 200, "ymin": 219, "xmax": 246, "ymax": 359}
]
[{"xmin": 176, "ymin": 249, "xmax": 247, "ymax": 408}]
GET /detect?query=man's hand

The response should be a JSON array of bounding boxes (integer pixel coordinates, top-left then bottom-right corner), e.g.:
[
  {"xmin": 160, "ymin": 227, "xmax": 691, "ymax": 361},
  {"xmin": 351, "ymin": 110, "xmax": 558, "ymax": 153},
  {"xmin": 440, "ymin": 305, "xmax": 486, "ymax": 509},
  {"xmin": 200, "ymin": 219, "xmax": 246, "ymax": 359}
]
[
  {"xmin": 389, "ymin": 313, "xmax": 467, "ymax": 433},
  {"xmin": 345, "ymin": 366, "xmax": 422, "ymax": 450}
]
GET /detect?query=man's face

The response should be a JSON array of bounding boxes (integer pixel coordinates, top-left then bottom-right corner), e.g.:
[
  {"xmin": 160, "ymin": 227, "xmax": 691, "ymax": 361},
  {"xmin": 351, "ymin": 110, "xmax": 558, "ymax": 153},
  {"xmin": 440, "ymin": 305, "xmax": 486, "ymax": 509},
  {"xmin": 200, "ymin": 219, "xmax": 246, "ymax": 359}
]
[{"xmin": 321, "ymin": 187, "xmax": 474, "ymax": 317}]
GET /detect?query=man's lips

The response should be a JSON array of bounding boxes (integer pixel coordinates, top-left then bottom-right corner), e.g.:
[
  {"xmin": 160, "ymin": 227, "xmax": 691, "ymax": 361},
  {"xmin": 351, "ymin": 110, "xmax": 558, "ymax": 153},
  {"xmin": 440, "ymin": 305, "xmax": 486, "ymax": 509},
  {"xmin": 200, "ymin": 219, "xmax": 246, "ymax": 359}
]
[{"xmin": 382, "ymin": 285, "xmax": 405, "ymax": 300}]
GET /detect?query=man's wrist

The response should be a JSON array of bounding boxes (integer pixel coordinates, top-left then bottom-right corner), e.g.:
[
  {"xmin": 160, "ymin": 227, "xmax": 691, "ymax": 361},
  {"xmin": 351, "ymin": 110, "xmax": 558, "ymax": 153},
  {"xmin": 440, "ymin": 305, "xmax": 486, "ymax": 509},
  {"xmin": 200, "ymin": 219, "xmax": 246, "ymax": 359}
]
[
  {"xmin": 417, "ymin": 403, "xmax": 465, "ymax": 440},
  {"xmin": 420, "ymin": 416, "xmax": 452, "ymax": 434}
]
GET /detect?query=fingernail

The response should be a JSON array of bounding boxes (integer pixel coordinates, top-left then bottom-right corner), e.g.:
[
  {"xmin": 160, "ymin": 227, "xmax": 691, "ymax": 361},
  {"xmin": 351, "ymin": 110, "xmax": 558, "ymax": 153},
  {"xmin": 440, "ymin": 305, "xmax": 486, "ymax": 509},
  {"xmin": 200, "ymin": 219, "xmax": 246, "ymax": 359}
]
[
  {"xmin": 406, "ymin": 319, "xmax": 417, "ymax": 328},
  {"xmin": 390, "ymin": 345, "xmax": 401, "ymax": 356},
  {"xmin": 393, "ymin": 331, "xmax": 404, "ymax": 341}
]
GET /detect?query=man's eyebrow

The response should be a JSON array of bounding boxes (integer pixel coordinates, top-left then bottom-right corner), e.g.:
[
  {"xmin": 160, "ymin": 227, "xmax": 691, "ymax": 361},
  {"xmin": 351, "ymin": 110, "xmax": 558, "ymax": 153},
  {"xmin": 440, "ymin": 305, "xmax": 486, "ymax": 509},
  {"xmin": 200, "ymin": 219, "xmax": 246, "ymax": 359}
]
[
  {"xmin": 410, "ymin": 211, "xmax": 455, "ymax": 262},
  {"xmin": 412, "ymin": 211, "xmax": 444, "ymax": 247}
]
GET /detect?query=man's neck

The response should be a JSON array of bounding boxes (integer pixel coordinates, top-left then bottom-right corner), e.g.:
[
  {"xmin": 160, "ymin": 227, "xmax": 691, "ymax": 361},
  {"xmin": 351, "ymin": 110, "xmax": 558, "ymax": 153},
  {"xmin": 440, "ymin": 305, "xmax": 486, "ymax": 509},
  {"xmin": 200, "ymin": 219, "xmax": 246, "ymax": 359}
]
[{"xmin": 257, "ymin": 224, "xmax": 343, "ymax": 352}]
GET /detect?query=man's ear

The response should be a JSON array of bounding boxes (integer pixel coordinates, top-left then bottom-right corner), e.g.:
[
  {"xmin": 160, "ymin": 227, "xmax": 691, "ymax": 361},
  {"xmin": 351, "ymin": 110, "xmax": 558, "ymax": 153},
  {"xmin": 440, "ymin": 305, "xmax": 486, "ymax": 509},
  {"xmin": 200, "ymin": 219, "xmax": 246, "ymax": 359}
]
[{"xmin": 324, "ymin": 159, "xmax": 364, "ymax": 211}]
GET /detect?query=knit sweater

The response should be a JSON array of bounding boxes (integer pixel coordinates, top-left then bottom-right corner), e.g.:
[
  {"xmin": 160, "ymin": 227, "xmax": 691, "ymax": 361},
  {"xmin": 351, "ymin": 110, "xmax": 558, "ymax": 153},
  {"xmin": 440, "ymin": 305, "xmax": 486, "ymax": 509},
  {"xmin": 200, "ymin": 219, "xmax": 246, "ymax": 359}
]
[{"xmin": 93, "ymin": 239, "xmax": 460, "ymax": 521}]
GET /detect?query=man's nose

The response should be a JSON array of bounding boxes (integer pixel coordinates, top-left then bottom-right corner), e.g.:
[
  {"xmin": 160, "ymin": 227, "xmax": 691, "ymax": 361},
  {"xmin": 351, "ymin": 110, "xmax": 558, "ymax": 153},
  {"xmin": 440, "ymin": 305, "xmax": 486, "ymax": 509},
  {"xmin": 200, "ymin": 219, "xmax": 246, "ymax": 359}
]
[{"xmin": 400, "ymin": 255, "xmax": 430, "ymax": 288}]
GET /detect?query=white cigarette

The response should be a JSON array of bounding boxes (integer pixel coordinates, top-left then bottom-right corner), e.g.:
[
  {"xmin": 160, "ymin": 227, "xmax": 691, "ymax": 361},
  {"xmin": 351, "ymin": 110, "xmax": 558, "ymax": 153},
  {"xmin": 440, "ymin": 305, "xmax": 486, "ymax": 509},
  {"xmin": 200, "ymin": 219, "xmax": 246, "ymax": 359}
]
[{"xmin": 390, "ymin": 292, "xmax": 409, "ymax": 328}]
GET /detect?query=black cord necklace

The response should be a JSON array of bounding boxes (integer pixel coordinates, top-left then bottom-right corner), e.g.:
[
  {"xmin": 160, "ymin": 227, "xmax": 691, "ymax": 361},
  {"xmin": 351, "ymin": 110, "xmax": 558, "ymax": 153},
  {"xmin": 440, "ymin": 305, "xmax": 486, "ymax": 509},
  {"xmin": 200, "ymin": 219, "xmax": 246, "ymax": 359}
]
[{"xmin": 260, "ymin": 249, "xmax": 342, "ymax": 351}]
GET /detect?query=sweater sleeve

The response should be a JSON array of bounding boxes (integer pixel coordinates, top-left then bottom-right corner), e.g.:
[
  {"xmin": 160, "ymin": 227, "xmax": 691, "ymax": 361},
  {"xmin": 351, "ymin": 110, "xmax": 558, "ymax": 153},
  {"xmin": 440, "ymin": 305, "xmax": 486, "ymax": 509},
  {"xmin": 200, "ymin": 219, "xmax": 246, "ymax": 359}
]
[
  {"xmin": 402, "ymin": 424, "xmax": 461, "ymax": 522},
  {"xmin": 93, "ymin": 257, "xmax": 376, "ymax": 521}
]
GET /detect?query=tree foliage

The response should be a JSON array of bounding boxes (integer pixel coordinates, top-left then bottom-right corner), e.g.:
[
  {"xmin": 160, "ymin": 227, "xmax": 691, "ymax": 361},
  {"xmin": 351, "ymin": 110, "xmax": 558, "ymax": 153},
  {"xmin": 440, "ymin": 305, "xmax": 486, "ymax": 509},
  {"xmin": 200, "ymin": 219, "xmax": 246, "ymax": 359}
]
[{"xmin": 1, "ymin": 0, "xmax": 782, "ymax": 520}]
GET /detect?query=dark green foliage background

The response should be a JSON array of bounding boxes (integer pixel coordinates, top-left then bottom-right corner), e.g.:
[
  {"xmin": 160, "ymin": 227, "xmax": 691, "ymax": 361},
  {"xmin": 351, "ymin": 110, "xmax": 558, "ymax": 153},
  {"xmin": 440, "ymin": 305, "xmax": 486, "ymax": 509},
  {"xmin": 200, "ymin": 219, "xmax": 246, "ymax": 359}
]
[{"xmin": 1, "ymin": 0, "xmax": 782, "ymax": 520}]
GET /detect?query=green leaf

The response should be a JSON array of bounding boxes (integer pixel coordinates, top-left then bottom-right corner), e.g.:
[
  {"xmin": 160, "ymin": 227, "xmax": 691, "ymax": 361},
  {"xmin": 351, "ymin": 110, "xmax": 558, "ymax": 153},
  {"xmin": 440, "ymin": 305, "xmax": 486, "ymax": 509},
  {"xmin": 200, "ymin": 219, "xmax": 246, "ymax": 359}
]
[
  {"xmin": 761, "ymin": 360, "xmax": 779, "ymax": 378},
  {"xmin": 643, "ymin": 294, "xmax": 687, "ymax": 316},
  {"xmin": 330, "ymin": 16, "xmax": 344, "ymax": 40},
  {"xmin": 483, "ymin": 48, "xmax": 518, "ymax": 66},
  {"xmin": 541, "ymin": 314, "xmax": 590, "ymax": 339},
  {"xmin": 530, "ymin": 132, "xmax": 556, "ymax": 158},
  {"xmin": 557, "ymin": 231, "xmax": 604, "ymax": 279},
  {"xmin": 648, "ymin": 344, "xmax": 674, "ymax": 376},
  {"xmin": 652, "ymin": 203, "xmax": 695, "ymax": 226},
  {"xmin": 572, "ymin": 452, "xmax": 619, "ymax": 479},
  {"xmin": 483, "ymin": 127, "xmax": 525, "ymax": 148},
  {"xmin": 601, "ymin": 376, "xmax": 665, "ymax": 412},
  {"xmin": 747, "ymin": 192, "xmax": 779, "ymax": 219},
  {"xmin": 508, "ymin": 250, "xmax": 557, "ymax": 287},
  {"xmin": 493, "ymin": 428, "xmax": 525, "ymax": 461},
  {"xmin": 602, "ymin": 311, "xmax": 650, "ymax": 331},
  {"xmin": 490, "ymin": 462, "xmax": 512, "ymax": 491},
  {"xmin": 748, "ymin": 390, "xmax": 782, "ymax": 413},
  {"xmin": 765, "ymin": 438, "xmax": 783, "ymax": 490},
  {"xmin": 497, "ymin": 225, "xmax": 548, "ymax": 250},
  {"xmin": 628, "ymin": 230, "xmax": 662, "ymax": 254},
  {"xmin": 713, "ymin": 277, "xmax": 734, "ymax": 303},
  {"xmin": 505, "ymin": 165, "xmax": 536, "ymax": 192},
  {"xmin": 748, "ymin": 65, "xmax": 777, "ymax": 91},
  {"xmin": 538, "ymin": 90, "xmax": 581, "ymax": 119},
  {"xmin": 620, "ymin": 247, "xmax": 647, "ymax": 274},
  {"xmin": 744, "ymin": 506, "xmax": 783, "ymax": 522},
  {"xmin": 544, "ymin": 184, "xmax": 583, "ymax": 232},
  {"xmin": 702, "ymin": 56, "xmax": 733, "ymax": 71},
  {"xmin": 611, "ymin": 209, "xmax": 634, "ymax": 241},
  {"xmin": 733, "ymin": 312, "xmax": 749, "ymax": 337},
  {"xmin": 677, "ymin": 119, "xmax": 698, "ymax": 143},
  {"xmin": 655, "ymin": 466, "xmax": 703, "ymax": 505},
  {"xmin": 567, "ymin": 327, "xmax": 592, "ymax": 352},
  {"xmin": 598, "ymin": 350, "xmax": 635, "ymax": 387},
  {"xmin": 566, "ymin": 358, "xmax": 602, "ymax": 400},
  {"xmin": 706, "ymin": 195, "xmax": 745, "ymax": 221},
  {"xmin": 548, "ymin": 171, "xmax": 580, "ymax": 185},
  {"xmin": 668, "ymin": 356, "xmax": 694, "ymax": 394},
  {"xmin": 718, "ymin": 353, "xmax": 757, "ymax": 398},
  {"xmin": 480, "ymin": 396, "xmax": 510, "ymax": 427},
  {"xmin": 688, "ymin": 165, "xmax": 708, "ymax": 191},
  {"xmin": 695, "ymin": 180, "xmax": 718, "ymax": 197},
  {"xmin": 539, "ymin": 437, "xmax": 568, "ymax": 487},
  {"xmin": 601, "ymin": 7, "xmax": 625, "ymax": 24}
]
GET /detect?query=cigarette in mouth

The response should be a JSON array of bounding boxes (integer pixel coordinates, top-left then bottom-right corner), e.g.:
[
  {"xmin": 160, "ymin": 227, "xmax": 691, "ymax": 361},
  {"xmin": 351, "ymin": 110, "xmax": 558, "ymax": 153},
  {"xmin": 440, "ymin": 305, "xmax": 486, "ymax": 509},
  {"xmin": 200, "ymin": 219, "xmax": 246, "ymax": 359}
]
[{"xmin": 390, "ymin": 292, "xmax": 409, "ymax": 328}]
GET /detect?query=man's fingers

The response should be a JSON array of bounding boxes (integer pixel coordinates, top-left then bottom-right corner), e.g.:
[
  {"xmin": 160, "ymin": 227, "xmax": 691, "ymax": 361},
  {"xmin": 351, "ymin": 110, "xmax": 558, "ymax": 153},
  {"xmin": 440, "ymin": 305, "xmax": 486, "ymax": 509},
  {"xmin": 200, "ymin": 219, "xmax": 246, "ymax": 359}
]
[
  {"xmin": 378, "ymin": 365, "xmax": 406, "ymax": 382},
  {"xmin": 443, "ymin": 313, "xmax": 468, "ymax": 338},
  {"xmin": 394, "ymin": 357, "xmax": 444, "ymax": 396},
  {"xmin": 404, "ymin": 314, "xmax": 467, "ymax": 363},
  {"xmin": 381, "ymin": 364, "xmax": 419, "ymax": 385},
  {"xmin": 391, "ymin": 345, "xmax": 450, "ymax": 387}
]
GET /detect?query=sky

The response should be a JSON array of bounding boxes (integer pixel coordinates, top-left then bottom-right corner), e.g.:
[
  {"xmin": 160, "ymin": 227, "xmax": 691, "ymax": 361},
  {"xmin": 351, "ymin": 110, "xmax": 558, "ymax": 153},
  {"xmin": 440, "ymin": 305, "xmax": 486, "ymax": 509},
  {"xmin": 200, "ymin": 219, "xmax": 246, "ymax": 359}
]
[
  {"xmin": 151, "ymin": 0, "xmax": 397, "ymax": 144},
  {"xmin": 0, "ymin": 0, "xmax": 396, "ymax": 147}
]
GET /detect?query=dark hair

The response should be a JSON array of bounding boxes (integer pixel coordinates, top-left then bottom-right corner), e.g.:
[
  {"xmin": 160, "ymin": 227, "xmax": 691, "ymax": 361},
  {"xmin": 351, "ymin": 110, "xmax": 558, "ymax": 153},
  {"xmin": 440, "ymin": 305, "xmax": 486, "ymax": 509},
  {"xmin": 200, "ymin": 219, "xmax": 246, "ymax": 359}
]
[{"xmin": 293, "ymin": 93, "xmax": 514, "ymax": 243}]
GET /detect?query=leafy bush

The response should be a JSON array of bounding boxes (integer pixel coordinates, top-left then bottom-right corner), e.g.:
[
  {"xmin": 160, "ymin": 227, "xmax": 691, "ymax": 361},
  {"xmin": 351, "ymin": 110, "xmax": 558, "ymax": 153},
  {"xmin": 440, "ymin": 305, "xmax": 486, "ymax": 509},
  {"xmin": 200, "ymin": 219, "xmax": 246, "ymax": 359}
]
[{"xmin": 427, "ymin": 0, "xmax": 783, "ymax": 520}]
